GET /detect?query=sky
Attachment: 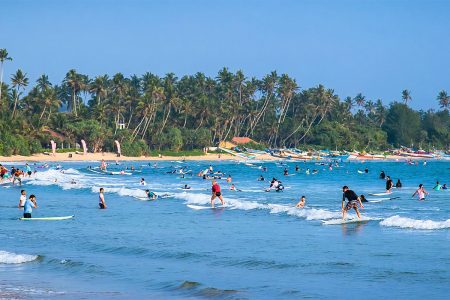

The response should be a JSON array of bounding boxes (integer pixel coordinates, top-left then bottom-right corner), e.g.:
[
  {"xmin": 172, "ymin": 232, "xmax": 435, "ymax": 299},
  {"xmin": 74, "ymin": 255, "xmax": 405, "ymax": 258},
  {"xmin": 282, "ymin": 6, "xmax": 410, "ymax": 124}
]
[{"xmin": 1, "ymin": 0, "xmax": 449, "ymax": 110}]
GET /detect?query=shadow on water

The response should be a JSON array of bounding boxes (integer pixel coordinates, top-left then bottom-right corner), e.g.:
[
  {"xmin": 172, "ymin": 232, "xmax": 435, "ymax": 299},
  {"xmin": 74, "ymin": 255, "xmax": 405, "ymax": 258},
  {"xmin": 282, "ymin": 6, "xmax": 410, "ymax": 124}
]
[
  {"xmin": 341, "ymin": 221, "xmax": 369, "ymax": 236},
  {"xmin": 176, "ymin": 280, "xmax": 242, "ymax": 299}
]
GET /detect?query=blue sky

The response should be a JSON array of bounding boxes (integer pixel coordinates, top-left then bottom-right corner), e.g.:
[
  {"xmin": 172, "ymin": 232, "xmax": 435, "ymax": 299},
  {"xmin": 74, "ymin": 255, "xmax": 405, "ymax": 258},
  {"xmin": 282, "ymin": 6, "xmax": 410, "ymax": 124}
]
[{"xmin": 1, "ymin": 0, "xmax": 449, "ymax": 109}]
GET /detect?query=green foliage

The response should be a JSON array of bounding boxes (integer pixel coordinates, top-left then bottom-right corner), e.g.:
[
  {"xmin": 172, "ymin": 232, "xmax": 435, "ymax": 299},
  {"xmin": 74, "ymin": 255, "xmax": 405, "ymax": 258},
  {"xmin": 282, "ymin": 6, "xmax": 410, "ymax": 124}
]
[
  {"xmin": 121, "ymin": 139, "xmax": 148, "ymax": 156},
  {"xmin": 383, "ymin": 103, "xmax": 421, "ymax": 147},
  {"xmin": 240, "ymin": 141, "xmax": 266, "ymax": 151},
  {"xmin": 0, "ymin": 53, "xmax": 449, "ymax": 155}
]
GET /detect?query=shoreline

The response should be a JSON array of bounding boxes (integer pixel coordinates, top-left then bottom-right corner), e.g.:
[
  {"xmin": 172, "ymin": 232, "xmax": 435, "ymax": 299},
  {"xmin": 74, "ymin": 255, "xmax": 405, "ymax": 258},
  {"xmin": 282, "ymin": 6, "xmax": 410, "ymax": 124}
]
[
  {"xmin": 0, "ymin": 152, "xmax": 279, "ymax": 163},
  {"xmin": 0, "ymin": 152, "xmax": 446, "ymax": 163}
]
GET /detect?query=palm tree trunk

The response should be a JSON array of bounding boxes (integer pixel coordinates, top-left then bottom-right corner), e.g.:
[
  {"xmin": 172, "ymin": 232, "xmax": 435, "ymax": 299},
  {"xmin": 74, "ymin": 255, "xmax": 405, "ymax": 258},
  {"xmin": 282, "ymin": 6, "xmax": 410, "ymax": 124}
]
[
  {"xmin": 39, "ymin": 106, "xmax": 47, "ymax": 124},
  {"xmin": 12, "ymin": 89, "xmax": 19, "ymax": 118},
  {"xmin": 0, "ymin": 62, "xmax": 3, "ymax": 103}
]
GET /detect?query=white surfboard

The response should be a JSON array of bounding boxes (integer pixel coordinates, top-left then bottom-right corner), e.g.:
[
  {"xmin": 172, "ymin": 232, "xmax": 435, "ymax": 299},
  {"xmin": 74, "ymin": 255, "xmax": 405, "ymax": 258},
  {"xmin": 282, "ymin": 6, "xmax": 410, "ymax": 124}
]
[
  {"xmin": 187, "ymin": 204, "xmax": 225, "ymax": 210},
  {"xmin": 322, "ymin": 218, "xmax": 370, "ymax": 225},
  {"xmin": 20, "ymin": 215, "xmax": 74, "ymax": 221},
  {"xmin": 369, "ymin": 192, "xmax": 393, "ymax": 196}
]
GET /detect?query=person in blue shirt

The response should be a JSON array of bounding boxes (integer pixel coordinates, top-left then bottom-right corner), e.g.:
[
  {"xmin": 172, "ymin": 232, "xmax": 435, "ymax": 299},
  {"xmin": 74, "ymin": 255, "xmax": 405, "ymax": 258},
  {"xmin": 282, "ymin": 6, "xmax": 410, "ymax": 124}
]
[{"xmin": 23, "ymin": 195, "xmax": 37, "ymax": 218}]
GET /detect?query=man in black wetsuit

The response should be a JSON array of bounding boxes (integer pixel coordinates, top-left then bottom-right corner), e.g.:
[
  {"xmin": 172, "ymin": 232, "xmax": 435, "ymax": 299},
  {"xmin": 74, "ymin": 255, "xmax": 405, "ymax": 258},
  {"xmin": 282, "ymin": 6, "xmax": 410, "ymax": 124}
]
[{"xmin": 342, "ymin": 186, "xmax": 364, "ymax": 220}]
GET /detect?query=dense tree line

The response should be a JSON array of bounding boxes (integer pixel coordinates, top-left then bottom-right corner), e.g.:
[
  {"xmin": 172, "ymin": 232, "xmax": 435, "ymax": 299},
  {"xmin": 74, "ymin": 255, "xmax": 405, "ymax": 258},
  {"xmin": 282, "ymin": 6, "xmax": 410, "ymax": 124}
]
[{"xmin": 0, "ymin": 49, "xmax": 449, "ymax": 156}]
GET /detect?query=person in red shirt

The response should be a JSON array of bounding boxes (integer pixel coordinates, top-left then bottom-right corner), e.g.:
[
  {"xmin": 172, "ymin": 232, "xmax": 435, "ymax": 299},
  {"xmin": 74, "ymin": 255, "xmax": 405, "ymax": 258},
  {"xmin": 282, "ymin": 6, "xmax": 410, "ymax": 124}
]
[{"xmin": 211, "ymin": 180, "xmax": 225, "ymax": 208}]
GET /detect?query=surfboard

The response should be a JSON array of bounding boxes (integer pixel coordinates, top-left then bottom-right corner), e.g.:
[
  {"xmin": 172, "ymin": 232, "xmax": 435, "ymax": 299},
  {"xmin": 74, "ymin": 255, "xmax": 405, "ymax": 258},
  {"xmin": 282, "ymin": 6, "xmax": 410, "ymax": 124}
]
[
  {"xmin": 187, "ymin": 204, "xmax": 225, "ymax": 210},
  {"xmin": 187, "ymin": 204, "xmax": 211, "ymax": 210},
  {"xmin": 369, "ymin": 192, "xmax": 393, "ymax": 196},
  {"xmin": 20, "ymin": 215, "xmax": 74, "ymax": 221},
  {"xmin": 357, "ymin": 170, "xmax": 365, "ymax": 174},
  {"xmin": 322, "ymin": 218, "xmax": 370, "ymax": 225}
]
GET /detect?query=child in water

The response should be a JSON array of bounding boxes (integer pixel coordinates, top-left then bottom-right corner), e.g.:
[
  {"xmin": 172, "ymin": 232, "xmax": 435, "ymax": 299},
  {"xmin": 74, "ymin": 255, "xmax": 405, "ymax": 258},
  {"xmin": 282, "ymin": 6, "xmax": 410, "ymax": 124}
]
[{"xmin": 296, "ymin": 196, "xmax": 306, "ymax": 208}]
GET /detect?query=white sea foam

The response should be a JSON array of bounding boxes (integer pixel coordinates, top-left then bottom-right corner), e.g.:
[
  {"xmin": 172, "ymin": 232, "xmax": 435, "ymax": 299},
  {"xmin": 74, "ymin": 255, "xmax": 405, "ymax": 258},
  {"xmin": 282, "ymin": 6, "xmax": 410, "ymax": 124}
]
[
  {"xmin": 176, "ymin": 192, "xmax": 340, "ymax": 220},
  {"xmin": 380, "ymin": 215, "xmax": 450, "ymax": 230},
  {"xmin": 92, "ymin": 186, "xmax": 148, "ymax": 198},
  {"xmin": 0, "ymin": 250, "xmax": 38, "ymax": 264}
]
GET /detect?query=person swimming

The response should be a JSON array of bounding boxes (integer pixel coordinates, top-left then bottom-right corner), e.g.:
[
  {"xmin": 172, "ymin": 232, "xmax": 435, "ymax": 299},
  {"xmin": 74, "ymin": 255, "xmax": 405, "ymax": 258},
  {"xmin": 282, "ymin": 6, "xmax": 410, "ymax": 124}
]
[
  {"xmin": 441, "ymin": 183, "xmax": 448, "ymax": 190},
  {"xmin": 395, "ymin": 179, "xmax": 402, "ymax": 188},
  {"xmin": 380, "ymin": 170, "xmax": 386, "ymax": 179},
  {"xmin": 182, "ymin": 184, "xmax": 191, "ymax": 190},
  {"xmin": 364, "ymin": 168, "xmax": 368, "ymax": 173},
  {"xmin": 226, "ymin": 175, "xmax": 232, "ymax": 183},
  {"xmin": 295, "ymin": 165, "xmax": 299, "ymax": 172},
  {"xmin": 360, "ymin": 195, "xmax": 368, "ymax": 203},
  {"xmin": 306, "ymin": 168, "xmax": 310, "ymax": 175},
  {"xmin": 140, "ymin": 178, "xmax": 146, "ymax": 185},
  {"xmin": 258, "ymin": 175, "xmax": 265, "ymax": 181},
  {"xmin": 283, "ymin": 168, "xmax": 289, "ymax": 176},
  {"xmin": 229, "ymin": 184, "xmax": 242, "ymax": 192}
]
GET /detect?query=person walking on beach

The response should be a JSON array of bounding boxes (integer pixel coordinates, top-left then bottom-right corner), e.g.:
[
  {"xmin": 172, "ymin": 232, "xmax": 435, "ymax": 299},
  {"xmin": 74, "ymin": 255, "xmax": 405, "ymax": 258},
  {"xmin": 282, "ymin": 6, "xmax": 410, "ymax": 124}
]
[
  {"xmin": 18, "ymin": 190, "xmax": 27, "ymax": 208},
  {"xmin": 99, "ymin": 188, "xmax": 107, "ymax": 209},
  {"xmin": 342, "ymin": 186, "xmax": 364, "ymax": 220},
  {"xmin": 412, "ymin": 184, "xmax": 429, "ymax": 200},
  {"xmin": 211, "ymin": 180, "xmax": 225, "ymax": 208},
  {"xmin": 23, "ymin": 195, "xmax": 37, "ymax": 218}
]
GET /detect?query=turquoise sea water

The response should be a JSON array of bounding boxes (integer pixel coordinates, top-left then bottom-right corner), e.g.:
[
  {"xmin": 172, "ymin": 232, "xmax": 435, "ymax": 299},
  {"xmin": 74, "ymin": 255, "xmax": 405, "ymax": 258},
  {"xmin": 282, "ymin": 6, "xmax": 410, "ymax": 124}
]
[{"xmin": 1, "ymin": 160, "xmax": 449, "ymax": 299}]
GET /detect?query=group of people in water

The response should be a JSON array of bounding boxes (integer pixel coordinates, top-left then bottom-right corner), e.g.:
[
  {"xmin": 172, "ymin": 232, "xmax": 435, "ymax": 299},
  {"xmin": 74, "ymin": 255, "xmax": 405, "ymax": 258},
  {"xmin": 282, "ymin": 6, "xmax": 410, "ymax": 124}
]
[{"xmin": 3, "ymin": 158, "xmax": 447, "ymax": 220}]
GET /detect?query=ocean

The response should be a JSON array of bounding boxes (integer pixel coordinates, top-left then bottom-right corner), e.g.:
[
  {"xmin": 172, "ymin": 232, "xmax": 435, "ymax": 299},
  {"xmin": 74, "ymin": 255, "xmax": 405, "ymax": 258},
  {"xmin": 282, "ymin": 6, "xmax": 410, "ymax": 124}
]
[{"xmin": 1, "ymin": 160, "xmax": 449, "ymax": 299}]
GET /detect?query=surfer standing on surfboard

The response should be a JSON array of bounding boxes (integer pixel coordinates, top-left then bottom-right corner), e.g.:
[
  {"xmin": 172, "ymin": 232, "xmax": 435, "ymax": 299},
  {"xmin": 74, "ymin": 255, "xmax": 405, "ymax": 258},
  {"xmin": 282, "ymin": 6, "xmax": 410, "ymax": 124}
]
[
  {"xmin": 342, "ymin": 186, "xmax": 364, "ymax": 220},
  {"xmin": 211, "ymin": 180, "xmax": 225, "ymax": 208}
]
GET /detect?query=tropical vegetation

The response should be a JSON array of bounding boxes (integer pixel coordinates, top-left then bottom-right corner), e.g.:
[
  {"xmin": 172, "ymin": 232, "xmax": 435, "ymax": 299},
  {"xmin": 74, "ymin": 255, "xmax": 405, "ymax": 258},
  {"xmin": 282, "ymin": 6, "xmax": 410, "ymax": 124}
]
[{"xmin": 0, "ymin": 49, "xmax": 448, "ymax": 156}]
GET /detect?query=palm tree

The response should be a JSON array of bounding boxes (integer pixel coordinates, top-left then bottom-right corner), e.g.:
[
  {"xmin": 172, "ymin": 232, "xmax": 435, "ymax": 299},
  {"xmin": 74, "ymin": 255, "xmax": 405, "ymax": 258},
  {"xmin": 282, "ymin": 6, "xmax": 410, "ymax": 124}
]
[
  {"xmin": 402, "ymin": 89, "xmax": 411, "ymax": 105},
  {"xmin": 437, "ymin": 90, "xmax": 449, "ymax": 110},
  {"xmin": 11, "ymin": 69, "xmax": 29, "ymax": 118},
  {"xmin": 89, "ymin": 75, "xmax": 109, "ymax": 106},
  {"xmin": 36, "ymin": 74, "xmax": 52, "ymax": 92},
  {"xmin": 63, "ymin": 69, "xmax": 83, "ymax": 116},
  {"xmin": 0, "ymin": 49, "xmax": 12, "ymax": 104},
  {"xmin": 354, "ymin": 93, "xmax": 365, "ymax": 107}
]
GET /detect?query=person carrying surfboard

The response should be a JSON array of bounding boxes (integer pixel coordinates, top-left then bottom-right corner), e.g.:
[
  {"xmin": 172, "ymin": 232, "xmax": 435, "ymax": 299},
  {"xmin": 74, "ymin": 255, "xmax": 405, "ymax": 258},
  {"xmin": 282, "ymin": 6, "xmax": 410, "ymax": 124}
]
[
  {"xmin": 211, "ymin": 180, "xmax": 225, "ymax": 208},
  {"xmin": 23, "ymin": 195, "xmax": 37, "ymax": 218},
  {"xmin": 342, "ymin": 186, "xmax": 364, "ymax": 220}
]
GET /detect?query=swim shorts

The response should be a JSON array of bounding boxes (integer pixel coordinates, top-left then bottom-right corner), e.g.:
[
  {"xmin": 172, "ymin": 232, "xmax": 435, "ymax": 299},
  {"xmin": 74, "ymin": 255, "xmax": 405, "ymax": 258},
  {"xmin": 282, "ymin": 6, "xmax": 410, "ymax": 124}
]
[
  {"xmin": 215, "ymin": 192, "xmax": 221, "ymax": 197},
  {"xmin": 23, "ymin": 213, "xmax": 32, "ymax": 218},
  {"xmin": 99, "ymin": 203, "xmax": 105, "ymax": 209},
  {"xmin": 345, "ymin": 200, "xmax": 358, "ymax": 210}
]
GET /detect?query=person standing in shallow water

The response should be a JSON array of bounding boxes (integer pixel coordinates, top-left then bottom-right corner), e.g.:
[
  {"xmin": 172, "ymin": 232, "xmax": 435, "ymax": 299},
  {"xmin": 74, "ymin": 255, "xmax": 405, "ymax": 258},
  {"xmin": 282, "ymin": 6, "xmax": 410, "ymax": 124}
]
[
  {"xmin": 211, "ymin": 180, "xmax": 225, "ymax": 208},
  {"xmin": 99, "ymin": 188, "xmax": 107, "ymax": 209}
]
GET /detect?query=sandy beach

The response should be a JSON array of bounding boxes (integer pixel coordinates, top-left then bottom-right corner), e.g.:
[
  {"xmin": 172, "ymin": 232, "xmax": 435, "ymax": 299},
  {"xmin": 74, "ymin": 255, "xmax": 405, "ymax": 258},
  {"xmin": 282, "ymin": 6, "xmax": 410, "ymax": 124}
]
[
  {"xmin": 0, "ymin": 152, "xmax": 433, "ymax": 163},
  {"xmin": 0, "ymin": 152, "xmax": 281, "ymax": 163}
]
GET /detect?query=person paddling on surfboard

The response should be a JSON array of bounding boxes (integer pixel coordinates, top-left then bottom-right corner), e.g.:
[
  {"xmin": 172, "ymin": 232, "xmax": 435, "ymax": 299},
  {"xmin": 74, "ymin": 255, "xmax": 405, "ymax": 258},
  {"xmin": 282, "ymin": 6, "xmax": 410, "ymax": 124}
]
[
  {"xmin": 99, "ymin": 188, "xmax": 107, "ymax": 209},
  {"xmin": 23, "ymin": 195, "xmax": 37, "ymax": 219},
  {"xmin": 211, "ymin": 180, "xmax": 225, "ymax": 208},
  {"xmin": 342, "ymin": 186, "xmax": 364, "ymax": 220}
]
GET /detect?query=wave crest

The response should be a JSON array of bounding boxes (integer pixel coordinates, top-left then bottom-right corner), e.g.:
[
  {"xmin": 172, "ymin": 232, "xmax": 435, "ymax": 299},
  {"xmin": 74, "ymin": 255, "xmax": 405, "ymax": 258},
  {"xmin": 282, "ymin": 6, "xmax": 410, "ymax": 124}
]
[
  {"xmin": 0, "ymin": 250, "xmax": 38, "ymax": 264},
  {"xmin": 380, "ymin": 215, "xmax": 450, "ymax": 230}
]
